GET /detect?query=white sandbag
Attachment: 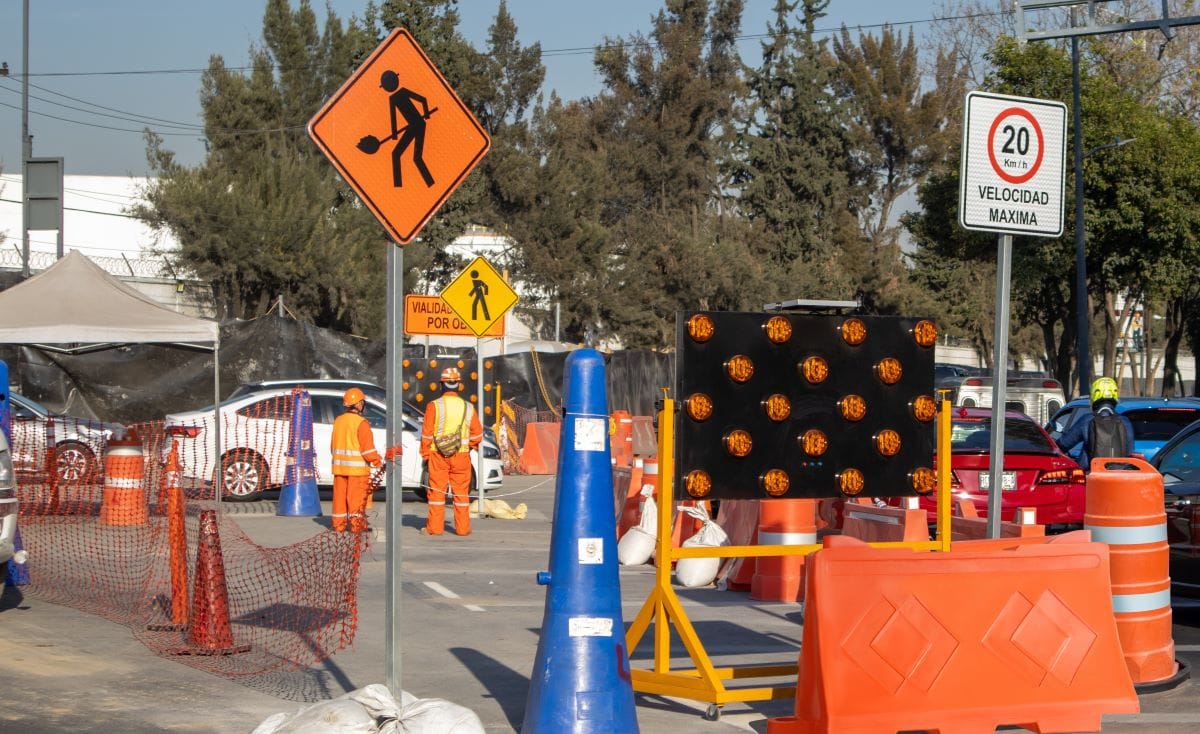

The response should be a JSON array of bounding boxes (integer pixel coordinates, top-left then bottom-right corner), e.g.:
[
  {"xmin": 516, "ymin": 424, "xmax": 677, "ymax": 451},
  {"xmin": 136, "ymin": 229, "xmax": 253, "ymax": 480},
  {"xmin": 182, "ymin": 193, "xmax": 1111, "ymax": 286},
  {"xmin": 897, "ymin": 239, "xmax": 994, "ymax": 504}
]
[
  {"xmin": 618, "ymin": 525, "xmax": 655, "ymax": 565},
  {"xmin": 674, "ymin": 505, "xmax": 729, "ymax": 588},
  {"xmin": 391, "ymin": 696, "xmax": 485, "ymax": 733},
  {"xmin": 251, "ymin": 684, "xmax": 399, "ymax": 734},
  {"xmin": 253, "ymin": 684, "xmax": 483, "ymax": 734},
  {"xmin": 617, "ymin": 486, "xmax": 657, "ymax": 566}
]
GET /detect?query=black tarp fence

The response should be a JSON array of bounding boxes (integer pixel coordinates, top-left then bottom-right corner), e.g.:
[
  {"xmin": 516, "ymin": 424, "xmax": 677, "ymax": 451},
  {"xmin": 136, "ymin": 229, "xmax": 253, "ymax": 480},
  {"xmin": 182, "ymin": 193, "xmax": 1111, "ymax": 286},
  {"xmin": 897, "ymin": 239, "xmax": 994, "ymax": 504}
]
[{"xmin": 0, "ymin": 315, "xmax": 673, "ymax": 424}]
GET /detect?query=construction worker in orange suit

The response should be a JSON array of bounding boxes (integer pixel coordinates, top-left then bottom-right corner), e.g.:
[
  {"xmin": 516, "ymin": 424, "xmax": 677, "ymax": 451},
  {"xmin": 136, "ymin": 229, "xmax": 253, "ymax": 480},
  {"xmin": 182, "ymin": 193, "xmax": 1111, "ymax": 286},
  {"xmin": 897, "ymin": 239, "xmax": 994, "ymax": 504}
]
[
  {"xmin": 331, "ymin": 387, "xmax": 384, "ymax": 533},
  {"xmin": 420, "ymin": 367, "xmax": 483, "ymax": 536}
]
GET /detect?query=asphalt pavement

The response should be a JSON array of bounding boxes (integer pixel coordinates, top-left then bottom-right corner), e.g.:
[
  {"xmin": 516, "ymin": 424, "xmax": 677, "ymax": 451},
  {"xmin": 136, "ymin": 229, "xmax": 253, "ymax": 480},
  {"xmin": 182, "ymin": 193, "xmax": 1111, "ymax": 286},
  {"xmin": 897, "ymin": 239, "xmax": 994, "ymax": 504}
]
[{"xmin": 0, "ymin": 474, "xmax": 1199, "ymax": 732}]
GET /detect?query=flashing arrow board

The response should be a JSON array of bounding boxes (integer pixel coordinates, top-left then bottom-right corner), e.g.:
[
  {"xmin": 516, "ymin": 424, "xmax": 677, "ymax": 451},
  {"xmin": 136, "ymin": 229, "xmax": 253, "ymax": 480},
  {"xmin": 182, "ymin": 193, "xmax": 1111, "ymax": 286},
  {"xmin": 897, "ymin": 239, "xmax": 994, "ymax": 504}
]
[
  {"xmin": 307, "ymin": 29, "xmax": 490, "ymax": 244},
  {"xmin": 404, "ymin": 295, "xmax": 504, "ymax": 337},
  {"xmin": 959, "ymin": 90, "xmax": 1067, "ymax": 237},
  {"xmin": 439, "ymin": 257, "xmax": 518, "ymax": 337}
]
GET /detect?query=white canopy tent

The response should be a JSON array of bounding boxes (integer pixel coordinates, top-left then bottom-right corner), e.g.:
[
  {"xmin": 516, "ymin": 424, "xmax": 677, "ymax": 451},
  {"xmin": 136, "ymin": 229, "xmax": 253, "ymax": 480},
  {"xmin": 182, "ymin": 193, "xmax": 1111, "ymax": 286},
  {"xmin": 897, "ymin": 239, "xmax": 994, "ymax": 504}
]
[{"xmin": 0, "ymin": 251, "xmax": 225, "ymax": 500}]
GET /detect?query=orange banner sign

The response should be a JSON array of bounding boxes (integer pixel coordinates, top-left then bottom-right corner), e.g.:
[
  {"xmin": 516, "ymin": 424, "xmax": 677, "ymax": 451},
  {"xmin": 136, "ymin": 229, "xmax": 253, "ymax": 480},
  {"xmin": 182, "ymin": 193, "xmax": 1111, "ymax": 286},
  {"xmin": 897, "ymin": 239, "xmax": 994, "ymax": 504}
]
[{"xmin": 404, "ymin": 295, "xmax": 504, "ymax": 337}]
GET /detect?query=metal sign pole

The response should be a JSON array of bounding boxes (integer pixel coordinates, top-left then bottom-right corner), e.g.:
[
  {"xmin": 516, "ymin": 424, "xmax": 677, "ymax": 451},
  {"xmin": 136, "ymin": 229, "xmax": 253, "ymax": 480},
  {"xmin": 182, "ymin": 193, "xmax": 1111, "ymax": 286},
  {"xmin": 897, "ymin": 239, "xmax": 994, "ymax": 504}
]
[
  {"xmin": 987, "ymin": 234, "xmax": 1013, "ymax": 539},
  {"xmin": 476, "ymin": 336, "xmax": 485, "ymax": 519},
  {"xmin": 385, "ymin": 244, "xmax": 404, "ymax": 696}
]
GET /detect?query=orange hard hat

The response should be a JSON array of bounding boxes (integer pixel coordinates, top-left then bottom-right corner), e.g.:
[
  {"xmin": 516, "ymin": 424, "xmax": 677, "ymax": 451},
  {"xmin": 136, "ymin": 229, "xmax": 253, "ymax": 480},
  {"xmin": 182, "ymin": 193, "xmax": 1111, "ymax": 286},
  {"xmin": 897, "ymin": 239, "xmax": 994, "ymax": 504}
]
[
  {"xmin": 343, "ymin": 387, "xmax": 366, "ymax": 406},
  {"xmin": 441, "ymin": 367, "xmax": 462, "ymax": 383}
]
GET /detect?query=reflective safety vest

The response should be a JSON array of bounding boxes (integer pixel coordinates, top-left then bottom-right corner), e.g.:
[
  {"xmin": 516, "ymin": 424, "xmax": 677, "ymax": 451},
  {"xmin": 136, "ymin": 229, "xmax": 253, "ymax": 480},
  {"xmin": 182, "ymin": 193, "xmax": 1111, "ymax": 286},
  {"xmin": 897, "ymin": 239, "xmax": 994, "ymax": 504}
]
[
  {"xmin": 432, "ymin": 394, "xmax": 473, "ymax": 453},
  {"xmin": 331, "ymin": 412, "xmax": 371, "ymax": 476}
]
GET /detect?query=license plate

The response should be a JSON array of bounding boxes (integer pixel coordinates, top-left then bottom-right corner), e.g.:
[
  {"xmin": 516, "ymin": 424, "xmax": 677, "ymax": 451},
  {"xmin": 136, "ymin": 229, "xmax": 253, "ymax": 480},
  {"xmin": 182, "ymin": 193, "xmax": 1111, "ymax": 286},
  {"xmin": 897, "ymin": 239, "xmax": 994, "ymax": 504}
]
[{"xmin": 979, "ymin": 471, "xmax": 1016, "ymax": 491}]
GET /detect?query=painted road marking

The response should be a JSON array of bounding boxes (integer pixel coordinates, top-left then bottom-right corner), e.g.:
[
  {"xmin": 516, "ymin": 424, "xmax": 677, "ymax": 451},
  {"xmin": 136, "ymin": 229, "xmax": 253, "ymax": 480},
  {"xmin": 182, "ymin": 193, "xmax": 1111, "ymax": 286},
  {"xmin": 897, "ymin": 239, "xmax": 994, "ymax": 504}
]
[{"xmin": 423, "ymin": 580, "xmax": 486, "ymax": 612}]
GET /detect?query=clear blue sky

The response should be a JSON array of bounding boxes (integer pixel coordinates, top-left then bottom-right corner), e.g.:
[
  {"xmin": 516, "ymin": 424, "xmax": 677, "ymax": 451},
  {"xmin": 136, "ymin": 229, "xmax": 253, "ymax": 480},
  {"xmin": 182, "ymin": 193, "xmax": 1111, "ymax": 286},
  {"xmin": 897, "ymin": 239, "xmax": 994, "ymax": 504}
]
[{"xmin": 0, "ymin": 1, "xmax": 943, "ymax": 176}]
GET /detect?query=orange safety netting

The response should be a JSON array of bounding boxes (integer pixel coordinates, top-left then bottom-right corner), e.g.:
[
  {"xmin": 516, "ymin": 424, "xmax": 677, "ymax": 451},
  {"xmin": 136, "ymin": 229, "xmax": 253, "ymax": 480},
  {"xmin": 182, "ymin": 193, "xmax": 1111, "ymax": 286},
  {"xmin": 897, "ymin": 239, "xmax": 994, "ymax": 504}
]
[{"xmin": 12, "ymin": 400, "xmax": 367, "ymax": 701}]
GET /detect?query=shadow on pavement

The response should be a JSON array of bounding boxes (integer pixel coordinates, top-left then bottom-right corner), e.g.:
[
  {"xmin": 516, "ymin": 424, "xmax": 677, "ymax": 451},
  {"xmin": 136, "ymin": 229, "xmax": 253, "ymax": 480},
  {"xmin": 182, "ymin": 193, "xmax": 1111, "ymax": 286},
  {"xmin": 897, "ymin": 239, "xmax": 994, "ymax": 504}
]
[{"xmin": 450, "ymin": 647, "xmax": 530, "ymax": 731}]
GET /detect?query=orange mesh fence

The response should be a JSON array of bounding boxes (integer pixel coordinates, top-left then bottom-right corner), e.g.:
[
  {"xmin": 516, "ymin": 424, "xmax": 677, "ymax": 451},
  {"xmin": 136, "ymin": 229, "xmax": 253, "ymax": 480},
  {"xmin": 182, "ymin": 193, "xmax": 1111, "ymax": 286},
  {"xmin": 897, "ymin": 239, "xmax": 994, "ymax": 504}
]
[{"xmin": 14, "ymin": 399, "xmax": 366, "ymax": 700}]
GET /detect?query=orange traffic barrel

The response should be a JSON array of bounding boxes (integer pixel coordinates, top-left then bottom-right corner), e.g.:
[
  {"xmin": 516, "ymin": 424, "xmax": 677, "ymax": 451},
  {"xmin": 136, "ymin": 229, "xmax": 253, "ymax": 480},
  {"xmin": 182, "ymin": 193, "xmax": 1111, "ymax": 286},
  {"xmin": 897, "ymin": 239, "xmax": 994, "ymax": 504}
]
[
  {"xmin": 751, "ymin": 499, "xmax": 817, "ymax": 602},
  {"xmin": 611, "ymin": 410, "xmax": 634, "ymax": 467},
  {"xmin": 1086, "ymin": 456, "xmax": 1183, "ymax": 688},
  {"xmin": 100, "ymin": 432, "xmax": 147, "ymax": 526}
]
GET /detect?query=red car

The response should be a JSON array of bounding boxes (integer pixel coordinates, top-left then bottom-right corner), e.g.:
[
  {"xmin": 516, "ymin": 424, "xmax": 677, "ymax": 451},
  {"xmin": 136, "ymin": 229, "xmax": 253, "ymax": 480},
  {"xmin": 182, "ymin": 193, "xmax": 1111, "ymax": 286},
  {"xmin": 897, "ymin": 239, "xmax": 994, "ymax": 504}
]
[{"xmin": 917, "ymin": 406, "xmax": 1086, "ymax": 528}]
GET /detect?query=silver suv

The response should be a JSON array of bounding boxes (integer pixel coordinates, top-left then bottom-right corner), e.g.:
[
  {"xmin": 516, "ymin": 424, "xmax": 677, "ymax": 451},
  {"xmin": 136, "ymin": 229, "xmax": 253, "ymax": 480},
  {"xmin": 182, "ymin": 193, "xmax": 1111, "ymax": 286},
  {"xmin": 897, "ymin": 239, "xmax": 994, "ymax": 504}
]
[{"xmin": 0, "ymin": 431, "xmax": 19, "ymax": 577}]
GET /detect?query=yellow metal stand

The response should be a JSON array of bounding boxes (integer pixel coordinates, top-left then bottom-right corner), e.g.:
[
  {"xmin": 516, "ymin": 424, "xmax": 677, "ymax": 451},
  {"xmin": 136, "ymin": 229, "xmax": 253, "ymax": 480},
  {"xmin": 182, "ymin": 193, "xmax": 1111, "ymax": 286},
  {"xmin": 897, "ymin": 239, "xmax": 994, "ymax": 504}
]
[{"xmin": 624, "ymin": 395, "xmax": 954, "ymax": 714}]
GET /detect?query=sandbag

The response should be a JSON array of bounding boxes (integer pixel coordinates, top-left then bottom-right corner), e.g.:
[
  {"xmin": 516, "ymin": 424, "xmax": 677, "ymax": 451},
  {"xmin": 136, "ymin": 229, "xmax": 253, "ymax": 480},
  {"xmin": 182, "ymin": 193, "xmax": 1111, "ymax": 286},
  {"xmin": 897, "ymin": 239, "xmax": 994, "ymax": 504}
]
[
  {"xmin": 251, "ymin": 684, "xmax": 484, "ymax": 734},
  {"xmin": 618, "ymin": 486, "xmax": 657, "ymax": 565},
  {"xmin": 674, "ymin": 505, "xmax": 729, "ymax": 588},
  {"xmin": 469, "ymin": 498, "xmax": 528, "ymax": 519}
]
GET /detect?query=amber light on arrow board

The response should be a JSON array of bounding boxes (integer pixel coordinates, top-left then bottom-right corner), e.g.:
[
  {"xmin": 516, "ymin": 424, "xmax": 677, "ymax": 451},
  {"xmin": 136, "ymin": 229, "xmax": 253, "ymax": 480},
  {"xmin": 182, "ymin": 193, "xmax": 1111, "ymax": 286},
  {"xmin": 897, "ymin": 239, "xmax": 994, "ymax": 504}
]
[
  {"xmin": 725, "ymin": 355, "xmax": 755, "ymax": 383},
  {"xmin": 801, "ymin": 355, "xmax": 829, "ymax": 384},
  {"xmin": 687, "ymin": 313, "xmax": 715, "ymax": 343},
  {"xmin": 763, "ymin": 315, "xmax": 793, "ymax": 344},
  {"xmin": 761, "ymin": 469, "xmax": 790, "ymax": 497},
  {"xmin": 685, "ymin": 470, "xmax": 713, "ymax": 498},
  {"xmin": 686, "ymin": 393, "xmax": 714, "ymax": 422},
  {"xmin": 841, "ymin": 317, "xmax": 867, "ymax": 345}
]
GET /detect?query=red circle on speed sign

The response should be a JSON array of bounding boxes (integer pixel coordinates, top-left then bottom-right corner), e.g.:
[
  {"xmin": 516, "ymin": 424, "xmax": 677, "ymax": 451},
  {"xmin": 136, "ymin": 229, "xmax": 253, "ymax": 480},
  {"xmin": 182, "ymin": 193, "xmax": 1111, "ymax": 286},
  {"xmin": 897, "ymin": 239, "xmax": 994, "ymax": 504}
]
[{"xmin": 987, "ymin": 106, "xmax": 1044, "ymax": 185}]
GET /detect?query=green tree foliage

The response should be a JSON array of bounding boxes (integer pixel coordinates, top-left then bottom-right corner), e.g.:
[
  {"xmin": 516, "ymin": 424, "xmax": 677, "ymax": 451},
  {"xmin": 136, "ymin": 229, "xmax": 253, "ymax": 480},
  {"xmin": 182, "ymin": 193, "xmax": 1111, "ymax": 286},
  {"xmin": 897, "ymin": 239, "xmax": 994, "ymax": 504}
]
[
  {"xmin": 832, "ymin": 25, "xmax": 965, "ymax": 312},
  {"xmin": 732, "ymin": 0, "xmax": 861, "ymax": 301},
  {"xmin": 137, "ymin": 0, "xmax": 391, "ymax": 334}
]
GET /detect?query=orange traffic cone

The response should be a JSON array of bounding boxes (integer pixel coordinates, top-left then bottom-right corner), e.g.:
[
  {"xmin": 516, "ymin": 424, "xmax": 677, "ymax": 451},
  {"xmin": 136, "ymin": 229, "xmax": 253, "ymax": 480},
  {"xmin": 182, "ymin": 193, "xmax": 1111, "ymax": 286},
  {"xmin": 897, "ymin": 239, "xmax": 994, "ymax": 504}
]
[
  {"xmin": 173, "ymin": 510, "xmax": 249, "ymax": 655},
  {"xmin": 148, "ymin": 441, "xmax": 188, "ymax": 632}
]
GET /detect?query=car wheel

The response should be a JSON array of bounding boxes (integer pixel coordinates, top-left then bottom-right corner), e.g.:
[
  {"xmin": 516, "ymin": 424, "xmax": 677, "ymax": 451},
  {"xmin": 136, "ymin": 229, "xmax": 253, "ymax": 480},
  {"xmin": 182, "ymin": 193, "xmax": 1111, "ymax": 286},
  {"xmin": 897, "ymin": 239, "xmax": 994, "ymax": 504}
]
[
  {"xmin": 218, "ymin": 451, "xmax": 268, "ymax": 501},
  {"xmin": 56, "ymin": 441, "xmax": 96, "ymax": 484}
]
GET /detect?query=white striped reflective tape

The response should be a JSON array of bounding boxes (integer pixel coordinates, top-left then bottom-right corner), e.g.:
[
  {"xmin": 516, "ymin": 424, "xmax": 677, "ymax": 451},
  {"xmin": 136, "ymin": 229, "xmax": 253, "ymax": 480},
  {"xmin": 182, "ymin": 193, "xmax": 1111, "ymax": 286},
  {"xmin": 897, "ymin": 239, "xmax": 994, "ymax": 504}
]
[
  {"xmin": 1085, "ymin": 523, "xmax": 1167, "ymax": 545},
  {"xmin": 105, "ymin": 477, "xmax": 142, "ymax": 489},
  {"xmin": 1112, "ymin": 588, "xmax": 1172, "ymax": 614},
  {"xmin": 845, "ymin": 509, "xmax": 900, "ymax": 525},
  {"xmin": 758, "ymin": 531, "xmax": 816, "ymax": 545},
  {"xmin": 107, "ymin": 448, "xmax": 142, "ymax": 457}
]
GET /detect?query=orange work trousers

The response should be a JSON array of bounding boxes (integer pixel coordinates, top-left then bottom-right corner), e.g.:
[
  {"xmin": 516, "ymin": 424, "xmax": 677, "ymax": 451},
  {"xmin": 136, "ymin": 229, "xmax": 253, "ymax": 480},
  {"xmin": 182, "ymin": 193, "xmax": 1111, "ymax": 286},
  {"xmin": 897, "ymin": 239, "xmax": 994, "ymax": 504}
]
[
  {"xmin": 332, "ymin": 474, "xmax": 371, "ymax": 532},
  {"xmin": 425, "ymin": 453, "xmax": 472, "ymax": 536}
]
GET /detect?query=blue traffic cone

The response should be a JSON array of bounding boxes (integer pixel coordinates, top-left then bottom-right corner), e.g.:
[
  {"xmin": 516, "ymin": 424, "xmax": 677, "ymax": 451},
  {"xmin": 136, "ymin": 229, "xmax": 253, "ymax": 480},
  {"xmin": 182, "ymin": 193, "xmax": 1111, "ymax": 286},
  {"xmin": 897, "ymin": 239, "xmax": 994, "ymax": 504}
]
[
  {"xmin": 277, "ymin": 388, "xmax": 321, "ymax": 516},
  {"xmin": 522, "ymin": 349, "xmax": 639, "ymax": 733},
  {"xmin": 6, "ymin": 527, "xmax": 29, "ymax": 587}
]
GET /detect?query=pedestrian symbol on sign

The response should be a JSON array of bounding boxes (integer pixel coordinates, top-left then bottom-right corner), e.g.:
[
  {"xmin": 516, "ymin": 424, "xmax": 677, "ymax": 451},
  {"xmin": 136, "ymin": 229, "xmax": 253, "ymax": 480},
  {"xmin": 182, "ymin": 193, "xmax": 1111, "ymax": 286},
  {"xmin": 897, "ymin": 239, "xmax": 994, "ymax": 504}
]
[{"xmin": 469, "ymin": 270, "xmax": 490, "ymax": 321}]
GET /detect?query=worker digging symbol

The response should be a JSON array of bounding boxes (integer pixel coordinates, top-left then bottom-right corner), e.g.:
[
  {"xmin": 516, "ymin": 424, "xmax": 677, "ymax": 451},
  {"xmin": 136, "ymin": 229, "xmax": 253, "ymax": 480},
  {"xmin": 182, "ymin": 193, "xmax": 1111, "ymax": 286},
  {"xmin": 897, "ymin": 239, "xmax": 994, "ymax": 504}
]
[
  {"xmin": 355, "ymin": 69, "xmax": 437, "ymax": 188},
  {"xmin": 469, "ymin": 270, "xmax": 490, "ymax": 321}
]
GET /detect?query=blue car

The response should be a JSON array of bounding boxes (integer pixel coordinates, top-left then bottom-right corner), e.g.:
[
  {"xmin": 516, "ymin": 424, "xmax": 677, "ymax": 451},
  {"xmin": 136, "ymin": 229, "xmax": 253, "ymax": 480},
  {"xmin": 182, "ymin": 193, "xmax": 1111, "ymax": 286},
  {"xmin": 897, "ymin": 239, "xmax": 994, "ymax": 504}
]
[{"xmin": 1046, "ymin": 397, "xmax": 1200, "ymax": 462}]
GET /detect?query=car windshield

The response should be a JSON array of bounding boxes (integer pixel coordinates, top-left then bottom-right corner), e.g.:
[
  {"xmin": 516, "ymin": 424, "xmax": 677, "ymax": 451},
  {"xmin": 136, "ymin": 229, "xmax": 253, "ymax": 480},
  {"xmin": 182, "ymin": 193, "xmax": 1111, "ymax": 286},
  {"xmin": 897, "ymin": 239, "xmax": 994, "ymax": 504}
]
[
  {"xmin": 1156, "ymin": 430, "xmax": 1200, "ymax": 483},
  {"xmin": 951, "ymin": 417, "xmax": 1054, "ymax": 453},
  {"xmin": 1124, "ymin": 408, "xmax": 1200, "ymax": 441},
  {"xmin": 11, "ymin": 394, "xmax": 47, "ymax": 416}
]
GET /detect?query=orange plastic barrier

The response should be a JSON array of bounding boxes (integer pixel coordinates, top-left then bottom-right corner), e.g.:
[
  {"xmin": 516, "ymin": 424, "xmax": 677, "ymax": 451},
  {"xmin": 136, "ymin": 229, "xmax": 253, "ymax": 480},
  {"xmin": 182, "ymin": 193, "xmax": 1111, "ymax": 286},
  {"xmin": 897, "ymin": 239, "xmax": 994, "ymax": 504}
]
[
  {"xmin": 768, "ymin": 535, "xmax": 1139, "ymax": 734},
  {"xmin": 841, "ymin": 497, "xmax": 928, "ymax": 543},
  {"xmin": 630, "ymin": 415, "xmax": 656, "ymax": 457},
  {"xmin": 751, "ymin": 499, "xmax": 817, "ymax": 603},
  {"xmin": 1086, "ymin": 457, "xmax": 1177, "ymax": 685},
  {"xmin": 611, "ymin": 410, "xmax": 634, "ymax": 467},
  {"xmin": 517, "ymin": 422, "xmax": 559, "ymax": 475},
  {"xmin": 951, "ymin": 498, "xmax": 1044, "ymax": 540},
  {"xmin": 99, "ymin": 434, "xmax": 147, "ymax": 526}
]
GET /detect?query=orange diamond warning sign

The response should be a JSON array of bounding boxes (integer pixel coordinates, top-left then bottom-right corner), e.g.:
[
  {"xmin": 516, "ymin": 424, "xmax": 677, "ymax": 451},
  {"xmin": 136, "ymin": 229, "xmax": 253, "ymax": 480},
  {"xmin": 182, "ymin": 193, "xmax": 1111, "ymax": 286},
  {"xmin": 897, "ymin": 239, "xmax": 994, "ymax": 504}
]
[{"xmin": 307, "ymin": 29, "xmax": 490, "ymax": 244}]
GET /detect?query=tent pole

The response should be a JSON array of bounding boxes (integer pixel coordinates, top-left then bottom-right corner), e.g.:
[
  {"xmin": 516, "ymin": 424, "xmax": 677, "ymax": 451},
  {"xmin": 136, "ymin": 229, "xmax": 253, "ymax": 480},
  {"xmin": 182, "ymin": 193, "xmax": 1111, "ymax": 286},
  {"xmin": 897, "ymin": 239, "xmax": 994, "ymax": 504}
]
[{"xmin": 213, "ymin": 339, "xmax": 221, "ymax": 508}]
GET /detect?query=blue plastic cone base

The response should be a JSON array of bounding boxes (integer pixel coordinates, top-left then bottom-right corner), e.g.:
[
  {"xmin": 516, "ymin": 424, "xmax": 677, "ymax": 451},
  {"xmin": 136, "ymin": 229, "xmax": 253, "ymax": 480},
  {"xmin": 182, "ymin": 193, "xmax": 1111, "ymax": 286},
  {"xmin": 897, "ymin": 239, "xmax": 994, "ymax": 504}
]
[
  {"xmin": 277, "ymin": 475, "xmax": 322, "ymax": 516},
  {"xmin": 522, "ymin": 349, "xmax": 639, "ymax": 733},
  {"xmin": 6, "ymin": 527, "xmax": 29, "ymax": 587}
]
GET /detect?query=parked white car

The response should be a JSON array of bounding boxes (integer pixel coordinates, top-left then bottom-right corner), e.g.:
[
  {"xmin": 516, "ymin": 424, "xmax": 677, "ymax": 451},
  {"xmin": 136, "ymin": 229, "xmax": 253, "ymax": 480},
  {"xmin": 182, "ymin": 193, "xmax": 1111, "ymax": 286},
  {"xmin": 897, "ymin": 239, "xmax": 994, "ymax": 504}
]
[{"xmin": 162, "ymin": 387, "xmax": 503, "ymax": 501}]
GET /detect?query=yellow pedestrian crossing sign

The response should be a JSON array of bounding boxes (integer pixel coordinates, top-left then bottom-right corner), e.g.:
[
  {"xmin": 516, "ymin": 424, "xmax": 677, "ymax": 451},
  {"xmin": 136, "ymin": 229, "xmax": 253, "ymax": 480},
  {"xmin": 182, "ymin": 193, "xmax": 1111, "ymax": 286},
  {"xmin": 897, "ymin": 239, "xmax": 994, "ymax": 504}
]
[{"xmin": 440, "ymin": 257, "xmax": 518, "ymax": 337}]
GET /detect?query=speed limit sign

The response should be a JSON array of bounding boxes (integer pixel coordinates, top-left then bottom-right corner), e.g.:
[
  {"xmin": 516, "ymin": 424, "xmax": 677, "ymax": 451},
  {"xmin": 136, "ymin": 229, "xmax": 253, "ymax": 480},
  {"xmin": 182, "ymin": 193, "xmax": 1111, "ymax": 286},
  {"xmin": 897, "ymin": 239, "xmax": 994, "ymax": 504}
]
[{"xmin": 959, "ymin": 90, "xmax": 1066, "ymax": 237}]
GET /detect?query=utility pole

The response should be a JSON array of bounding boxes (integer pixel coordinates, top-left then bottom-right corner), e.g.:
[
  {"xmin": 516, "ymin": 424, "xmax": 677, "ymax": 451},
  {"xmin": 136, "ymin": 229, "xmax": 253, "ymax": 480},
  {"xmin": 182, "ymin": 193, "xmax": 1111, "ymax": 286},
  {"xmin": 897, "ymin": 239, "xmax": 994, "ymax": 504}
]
[{"xmin": 21, "ymin": 0, "xmax": 31, "ymax": 277}]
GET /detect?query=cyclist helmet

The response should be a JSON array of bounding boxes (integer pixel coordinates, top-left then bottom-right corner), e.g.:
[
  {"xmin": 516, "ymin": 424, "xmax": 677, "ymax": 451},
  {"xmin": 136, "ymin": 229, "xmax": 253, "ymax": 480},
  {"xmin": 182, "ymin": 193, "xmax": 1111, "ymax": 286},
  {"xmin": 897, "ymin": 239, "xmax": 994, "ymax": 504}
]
[
  {"xmin": 1090, "ymin": 377, "xmax": 1120, "ymax": 406},
  {"xmin": 343, "ymin": 387, "xmax": 366, "ymax": 406}
]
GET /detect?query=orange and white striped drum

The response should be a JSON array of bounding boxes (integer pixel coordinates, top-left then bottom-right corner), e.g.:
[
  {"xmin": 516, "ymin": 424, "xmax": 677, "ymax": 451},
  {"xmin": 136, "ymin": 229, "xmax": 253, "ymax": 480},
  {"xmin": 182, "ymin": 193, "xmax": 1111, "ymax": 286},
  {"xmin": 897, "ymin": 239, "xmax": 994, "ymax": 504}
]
[
  {"xmin": 100, "ymin": 435, "xmax": 147, "ymax": 526},
  {"xmin": 1085, "ymin": 456, "xmax": 1175, "ymax": 684},
  {"xmin": 751, "ymin": 498, "xmax": 817, "ymax": 602}
]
